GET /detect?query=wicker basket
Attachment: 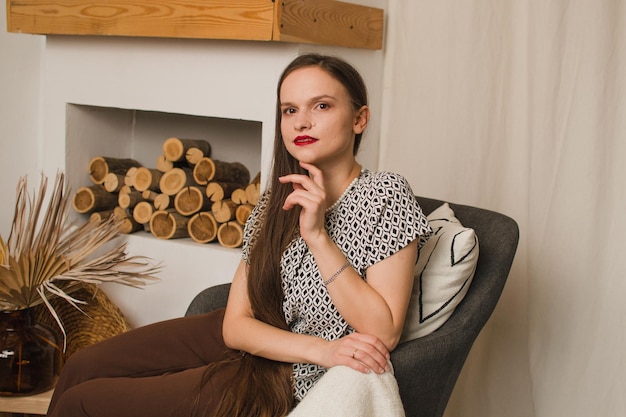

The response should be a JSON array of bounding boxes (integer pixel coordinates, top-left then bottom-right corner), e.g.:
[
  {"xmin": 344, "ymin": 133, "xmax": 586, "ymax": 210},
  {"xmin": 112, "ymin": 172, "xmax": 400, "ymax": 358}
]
[{"xmin": 34, "ymin": 283, "xmax": 132, "ymax": 361}]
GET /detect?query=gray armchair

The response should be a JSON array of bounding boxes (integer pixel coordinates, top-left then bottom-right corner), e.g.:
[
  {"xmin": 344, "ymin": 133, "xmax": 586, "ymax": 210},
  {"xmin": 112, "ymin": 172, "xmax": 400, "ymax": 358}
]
[{"xmin": 185, "ymin": 196, "xmax": 519, "ymax": 417}]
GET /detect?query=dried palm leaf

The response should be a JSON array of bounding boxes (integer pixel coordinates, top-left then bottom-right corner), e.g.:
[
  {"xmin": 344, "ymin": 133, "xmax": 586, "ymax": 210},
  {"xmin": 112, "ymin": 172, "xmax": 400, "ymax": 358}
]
[{"xmin": 0, "ymin": 171, "xmax": 162, "ymax": 346}]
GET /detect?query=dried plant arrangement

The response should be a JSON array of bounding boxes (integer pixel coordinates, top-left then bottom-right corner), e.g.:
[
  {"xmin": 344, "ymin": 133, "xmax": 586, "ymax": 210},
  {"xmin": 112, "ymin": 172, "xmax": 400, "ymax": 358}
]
[{"xmin": 0, "ymin": 171, "xmax": 161, "ymax": 344}]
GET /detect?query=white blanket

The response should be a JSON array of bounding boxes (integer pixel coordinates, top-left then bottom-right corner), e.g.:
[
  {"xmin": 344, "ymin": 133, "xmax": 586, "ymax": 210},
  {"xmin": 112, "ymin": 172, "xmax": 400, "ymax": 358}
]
[{"xmin": 288, "ymin": 363, "xmax": 405, "ymax": 417}]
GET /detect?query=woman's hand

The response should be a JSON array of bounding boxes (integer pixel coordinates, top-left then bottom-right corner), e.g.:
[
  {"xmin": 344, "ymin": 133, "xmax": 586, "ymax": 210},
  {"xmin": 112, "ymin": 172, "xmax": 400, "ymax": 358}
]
[
  {"xmin": 320, "ymin": 332, "xmax": 391, "ymax": 375},
  {"xmin": 279, "ymin": 162, "xmax": 328, "ymax": 244}
]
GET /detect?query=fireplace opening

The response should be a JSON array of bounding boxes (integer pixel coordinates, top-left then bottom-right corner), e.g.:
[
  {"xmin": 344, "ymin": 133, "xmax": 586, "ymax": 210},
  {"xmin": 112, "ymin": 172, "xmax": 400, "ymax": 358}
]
[{"xmin": 65, "ymin": 103, "xmax": 263, "ymax": 247}]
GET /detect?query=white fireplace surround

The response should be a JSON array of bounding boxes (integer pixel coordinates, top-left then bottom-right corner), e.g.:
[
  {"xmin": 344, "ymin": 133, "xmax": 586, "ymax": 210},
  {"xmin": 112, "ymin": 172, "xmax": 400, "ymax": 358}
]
[{"xmin": 43, "ymin": 35, "xmax": 384, "ymax": 327}]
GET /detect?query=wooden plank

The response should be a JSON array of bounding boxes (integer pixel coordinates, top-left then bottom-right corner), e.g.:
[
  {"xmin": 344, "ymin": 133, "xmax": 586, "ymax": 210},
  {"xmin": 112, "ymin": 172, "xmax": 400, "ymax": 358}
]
[
  {"xmin": 6, "ymin": 0, "xmax": 384, "ymax": 50},
  {"xmin": 276, "ymin": 0, "xmax": 384, "ymax": 50},
  {"xmin": 7, "ymin": 0, "xmax": 275, "ymax": 41},
  {"xmin": 0, "ymin": 387, "xmax": 53, "ymax": 415}
]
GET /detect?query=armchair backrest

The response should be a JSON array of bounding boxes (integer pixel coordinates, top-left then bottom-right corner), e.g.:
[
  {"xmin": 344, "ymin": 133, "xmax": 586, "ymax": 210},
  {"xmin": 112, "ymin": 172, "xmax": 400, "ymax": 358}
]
[{"xmin": 390, "ymin": 196, "xmax": 519, "ymax": 417}]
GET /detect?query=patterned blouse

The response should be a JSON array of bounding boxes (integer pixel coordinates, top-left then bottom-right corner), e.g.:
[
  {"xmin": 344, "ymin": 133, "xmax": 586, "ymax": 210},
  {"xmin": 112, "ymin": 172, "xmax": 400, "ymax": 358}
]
[{"xmin": 242, "ymin": 169, "xmax": 432, "ymax": 401}]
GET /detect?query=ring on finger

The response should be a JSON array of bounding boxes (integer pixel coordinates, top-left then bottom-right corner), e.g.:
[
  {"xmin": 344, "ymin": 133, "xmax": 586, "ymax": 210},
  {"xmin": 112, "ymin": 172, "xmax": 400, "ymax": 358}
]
[{"xmin": 352, "ymin": 349, "xmax": 358, "ymax": 359}]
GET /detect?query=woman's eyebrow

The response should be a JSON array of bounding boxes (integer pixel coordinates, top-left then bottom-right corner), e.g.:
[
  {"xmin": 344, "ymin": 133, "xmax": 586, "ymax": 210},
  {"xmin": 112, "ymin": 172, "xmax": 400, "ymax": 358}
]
[{"xmin": 280, "ymin": 94, "xmax": 337, "ymax": 108}]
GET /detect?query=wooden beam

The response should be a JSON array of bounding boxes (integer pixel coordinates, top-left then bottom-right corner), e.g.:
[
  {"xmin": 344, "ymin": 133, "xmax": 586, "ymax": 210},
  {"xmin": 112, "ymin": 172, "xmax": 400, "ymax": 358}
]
[
  {"xmin": 275, "ymin": 0, "xmax": 383, "ymax": 50},
  {"xmin": 6, "ymin": 0, "xmax": 383, "ymax": 49},
  {"xmin": 7, "ymin": 0, "xmax": 275, "ymax": 41}
]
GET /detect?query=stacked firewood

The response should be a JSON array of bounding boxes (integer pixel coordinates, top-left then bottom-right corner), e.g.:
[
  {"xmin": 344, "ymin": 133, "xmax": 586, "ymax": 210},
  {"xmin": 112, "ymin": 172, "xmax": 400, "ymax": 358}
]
[{"xmin": 71, "ymin": 137, "xmax": 260, "ymax": 248}]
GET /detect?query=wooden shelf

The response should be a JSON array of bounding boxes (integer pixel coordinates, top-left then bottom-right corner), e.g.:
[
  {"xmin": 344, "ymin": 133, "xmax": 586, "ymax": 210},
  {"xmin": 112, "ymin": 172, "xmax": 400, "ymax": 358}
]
[
  {"xmin": 7, "ymin": 0, "xmax": 383, "ymax": 49},
  {"xmin": 0, "ymin": 388, "xmax": 53, "ymax": 415}
]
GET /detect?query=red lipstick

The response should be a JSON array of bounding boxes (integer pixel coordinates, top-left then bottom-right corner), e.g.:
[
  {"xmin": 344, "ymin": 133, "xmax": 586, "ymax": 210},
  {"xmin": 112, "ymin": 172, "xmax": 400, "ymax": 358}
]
[{"xmin": 294, "ymin": 135, "xmax": 318, "ymax": 146}]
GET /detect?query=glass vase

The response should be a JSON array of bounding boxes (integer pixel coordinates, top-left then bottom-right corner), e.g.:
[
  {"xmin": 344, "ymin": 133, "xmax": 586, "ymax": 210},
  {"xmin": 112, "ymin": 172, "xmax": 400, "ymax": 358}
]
[{"xmin": 0, "ymin": 307, "xmax": 61, "ymax": 396}]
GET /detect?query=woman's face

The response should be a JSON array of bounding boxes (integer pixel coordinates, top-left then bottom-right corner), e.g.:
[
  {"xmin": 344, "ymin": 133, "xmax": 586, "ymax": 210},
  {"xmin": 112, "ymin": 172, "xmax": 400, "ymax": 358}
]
[{"xmin": 279, "ymin": 66, "xmax": 368, "ymax": 169}]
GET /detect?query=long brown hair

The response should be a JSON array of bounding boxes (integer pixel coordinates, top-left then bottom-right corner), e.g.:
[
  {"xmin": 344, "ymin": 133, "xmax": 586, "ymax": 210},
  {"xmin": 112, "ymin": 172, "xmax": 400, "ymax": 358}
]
[
  {"xmin": 248, "ymin": 52, "xmax": 369, "ymax": 348},
  {"xmin": 198, "ymin": 53, "xmax": 369, "ymax": 417}
]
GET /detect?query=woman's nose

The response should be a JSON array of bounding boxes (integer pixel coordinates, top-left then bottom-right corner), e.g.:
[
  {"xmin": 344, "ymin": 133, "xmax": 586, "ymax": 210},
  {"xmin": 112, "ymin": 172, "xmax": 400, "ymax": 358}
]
[{"xmin": 294, "ymin": 112, "xmax": 312, "ymax": 130}]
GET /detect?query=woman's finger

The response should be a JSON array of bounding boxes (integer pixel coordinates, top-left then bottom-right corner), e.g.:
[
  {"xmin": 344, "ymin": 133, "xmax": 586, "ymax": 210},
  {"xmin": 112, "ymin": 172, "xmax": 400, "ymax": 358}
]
[
  {"xmin": 299, "ymin": 162, "xmax": 325, "ymax": 188},
  {"xmin": 348, "ymin": 342, "xmax": 390, "ymax": 374},
  {"xmin": 278, "ymin": 173, "xmax": 320, "ymax": 194},
  {"xmin": 279, "ymin": 173, "xmax": 326, "ymax": 211},
  {"xmin": 330, "ymin": 334, "xmax": 391, "ymax": 374},
  {"xmin": 282, "ymin": 189, "xmax": 321, "ymax": 211}
]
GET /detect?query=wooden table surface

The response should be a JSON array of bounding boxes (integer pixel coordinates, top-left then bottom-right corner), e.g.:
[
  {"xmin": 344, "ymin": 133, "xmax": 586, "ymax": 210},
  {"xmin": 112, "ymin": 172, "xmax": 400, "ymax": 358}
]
[{"xmin": 0, "ymin": 388, "xmax": 53, "ymax": 415}]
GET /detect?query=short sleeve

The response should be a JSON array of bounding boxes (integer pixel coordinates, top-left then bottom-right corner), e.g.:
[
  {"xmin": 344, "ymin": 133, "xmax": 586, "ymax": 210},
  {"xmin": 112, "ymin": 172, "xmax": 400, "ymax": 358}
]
[
  {"xmin": 364, "ymin": 172, "xmax": 431, "ymax": 267},
  {"xmin": 326, "ymin": 171, "xmax": 431, "ymax": 277}
]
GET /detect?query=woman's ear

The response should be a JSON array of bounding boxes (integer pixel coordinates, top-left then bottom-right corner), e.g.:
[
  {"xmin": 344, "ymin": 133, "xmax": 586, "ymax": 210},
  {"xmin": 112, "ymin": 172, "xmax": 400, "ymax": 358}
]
[{"xmin": 353, "ymin": 105, "xmax": 370, "ymax": 134}]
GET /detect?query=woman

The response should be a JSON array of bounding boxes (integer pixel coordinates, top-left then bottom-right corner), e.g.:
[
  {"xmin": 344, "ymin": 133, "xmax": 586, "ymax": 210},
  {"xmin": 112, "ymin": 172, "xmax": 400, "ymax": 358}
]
[{"xmin": 47, "ymin": 53, "xmax": 431, "ymax": 417}]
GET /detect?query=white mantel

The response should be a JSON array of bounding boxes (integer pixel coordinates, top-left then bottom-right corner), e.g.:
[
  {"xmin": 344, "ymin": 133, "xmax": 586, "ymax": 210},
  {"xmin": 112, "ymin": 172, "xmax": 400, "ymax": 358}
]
[{"xmin": 40, "ymin": 33, "xmax": 384, "ymax": 327}]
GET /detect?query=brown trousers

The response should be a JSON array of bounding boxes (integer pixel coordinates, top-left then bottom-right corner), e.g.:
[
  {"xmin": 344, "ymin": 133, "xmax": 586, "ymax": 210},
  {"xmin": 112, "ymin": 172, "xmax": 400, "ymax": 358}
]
[{"xmin": 47, "ymin": 308, "xmax": 239, "ymax": 417}]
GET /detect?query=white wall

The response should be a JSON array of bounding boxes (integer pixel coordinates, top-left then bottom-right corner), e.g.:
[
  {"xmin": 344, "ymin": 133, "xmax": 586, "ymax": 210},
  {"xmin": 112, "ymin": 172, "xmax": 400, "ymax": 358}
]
[{"xmin": 0, "ymin": 13, "xmax": 44, "ymax": 238}]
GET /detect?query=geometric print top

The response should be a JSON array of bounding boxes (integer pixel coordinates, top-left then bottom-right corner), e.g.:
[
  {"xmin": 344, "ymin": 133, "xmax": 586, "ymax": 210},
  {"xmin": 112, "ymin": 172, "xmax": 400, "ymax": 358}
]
[{"xmin": 242, "ymin": 169, "xmax": 432, "ymax": 401}]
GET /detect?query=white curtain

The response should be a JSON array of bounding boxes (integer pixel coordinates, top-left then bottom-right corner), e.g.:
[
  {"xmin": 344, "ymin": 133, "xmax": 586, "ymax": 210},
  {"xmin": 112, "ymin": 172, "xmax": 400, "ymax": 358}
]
[{"xmin": 379, "ymin": 1, "xmax": 626, "ymax": 416}]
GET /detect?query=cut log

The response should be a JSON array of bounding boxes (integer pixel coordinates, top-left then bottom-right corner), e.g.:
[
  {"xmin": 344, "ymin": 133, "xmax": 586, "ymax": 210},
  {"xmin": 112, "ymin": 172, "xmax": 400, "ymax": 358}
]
[
  {"xmin": 119, "ymin": 185, "xmax": 133, "ymax": 195},
  {"xmin": 103, "ymin": 173, "xmax": 125, "ymax": 193},
  {"xmin": 191, "ymin": 158, "xmax": 215, "ymax": 185},
  {"xmin": 245, "ymin": 172, "xmax": 261, "ymax": 206},
  {"xmin": 119, "ymin": 216, "xmax": 143, "ymax": 234},
  {"xmin": 187, "ymin": 212, "xmax": 218, "ymax": 244},
  {"xmin": 192, "ymin": 158, "xmax": 250, "ymax": 186},
  {"xmin": 107, "ymin": 206, "xmax": 142, "ymax": 234},
  {"xmin": 162, "ymin": 137, "xmax": 211, "ymax": 162},
  {"xmin": 235, "ymin": 203, "xmax": 254, "ymax": 226},
  {"xmin": 230, "ymin": 188, "xmax": 248, "ymax": 205},
  {"xmin": 156, "ymin": 155, "xmax": 189, "ymax": 173},
  {"xmin": 113, "ymin": 206, "xmax": 129, "ymax": 220},
  {"xmin": 88, "ymin": 156, "xmax": 142, "ymax": 185},
  {"xmin": 211, "ymin": 199, "xmax": 238, "ymax": 223},
  {"xmin": 227, "ymin": 162, "xmax": 250, "ymax": 185},
  {"xmin": 134, "ymin": 167, "xmax": 164, "ymax": 192},
  {"xmin": 132, "ymin": 201, "xmax": 154, "ymax": 225},
  {"xmin": 150, "ymin": 210, "xmax": 190, "ymax": 239},
  {"xmin": 118, "ymin": 190, "xmax": 143, "ymax": 209},
  {"xmin": 156, "ymin": 155, "xmax": 174, "ymax": 173},
  {"xmin": 185, "ymin": 147, "xmax": 208, "ymax": 166},
  {"xmin": 153, "ymin": 194, "xmax": 172, "ymax": 210},
  {"xmin": 124, "ymin": 167, "xmax": 139, "ymax": 187},
  {"xmin": 141, "ymin": 190, "xmax": 159, "ymax": 202},
  {"xmin": 159, "ymin": 167, "xmax": 195, "ymax": 196},
  {"xmin": 89, "ymin": 210, "xmax": 115, "ymax": 223},
  {"xmin": 174, "ymin": 186, "xmax": 213, "ymax": 217},
  {"xmin": 245, "ymin": 182, "xmax": 261, "ymax": 206},
  {"xmin": 72, "ymin": 185, "xmax": 118, "ymax": 214},
  {"xmin": 217, "ymin": 221, "xmax": 244, "ymax": 248},
  {"xmin": 205, "ymin": 182, "xmax": 241, "ymax": 202}
]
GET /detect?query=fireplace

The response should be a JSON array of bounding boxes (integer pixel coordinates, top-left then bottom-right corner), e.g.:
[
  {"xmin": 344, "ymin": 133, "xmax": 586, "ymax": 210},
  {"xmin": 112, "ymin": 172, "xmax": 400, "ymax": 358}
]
[{"xmin": 40, "ymin": 35, "xmax": 383, "ymax": 327}]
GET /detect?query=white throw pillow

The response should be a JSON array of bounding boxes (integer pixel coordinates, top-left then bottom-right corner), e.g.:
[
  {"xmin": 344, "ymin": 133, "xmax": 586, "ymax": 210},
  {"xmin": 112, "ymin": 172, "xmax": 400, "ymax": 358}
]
[{"xmin": 400, "ymin": 203, "xmax": 479, "ymax": 342}]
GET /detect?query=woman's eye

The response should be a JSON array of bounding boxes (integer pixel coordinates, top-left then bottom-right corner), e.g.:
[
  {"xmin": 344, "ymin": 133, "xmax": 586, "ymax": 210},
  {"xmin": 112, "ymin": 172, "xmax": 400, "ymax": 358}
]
[
  {"xmin": 317, "ymin": 103, "xmax": 329, "ymax": 110},
  {"xmin": 283, "ymin": 108, "xmax": 296, "ymax": 115}
]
